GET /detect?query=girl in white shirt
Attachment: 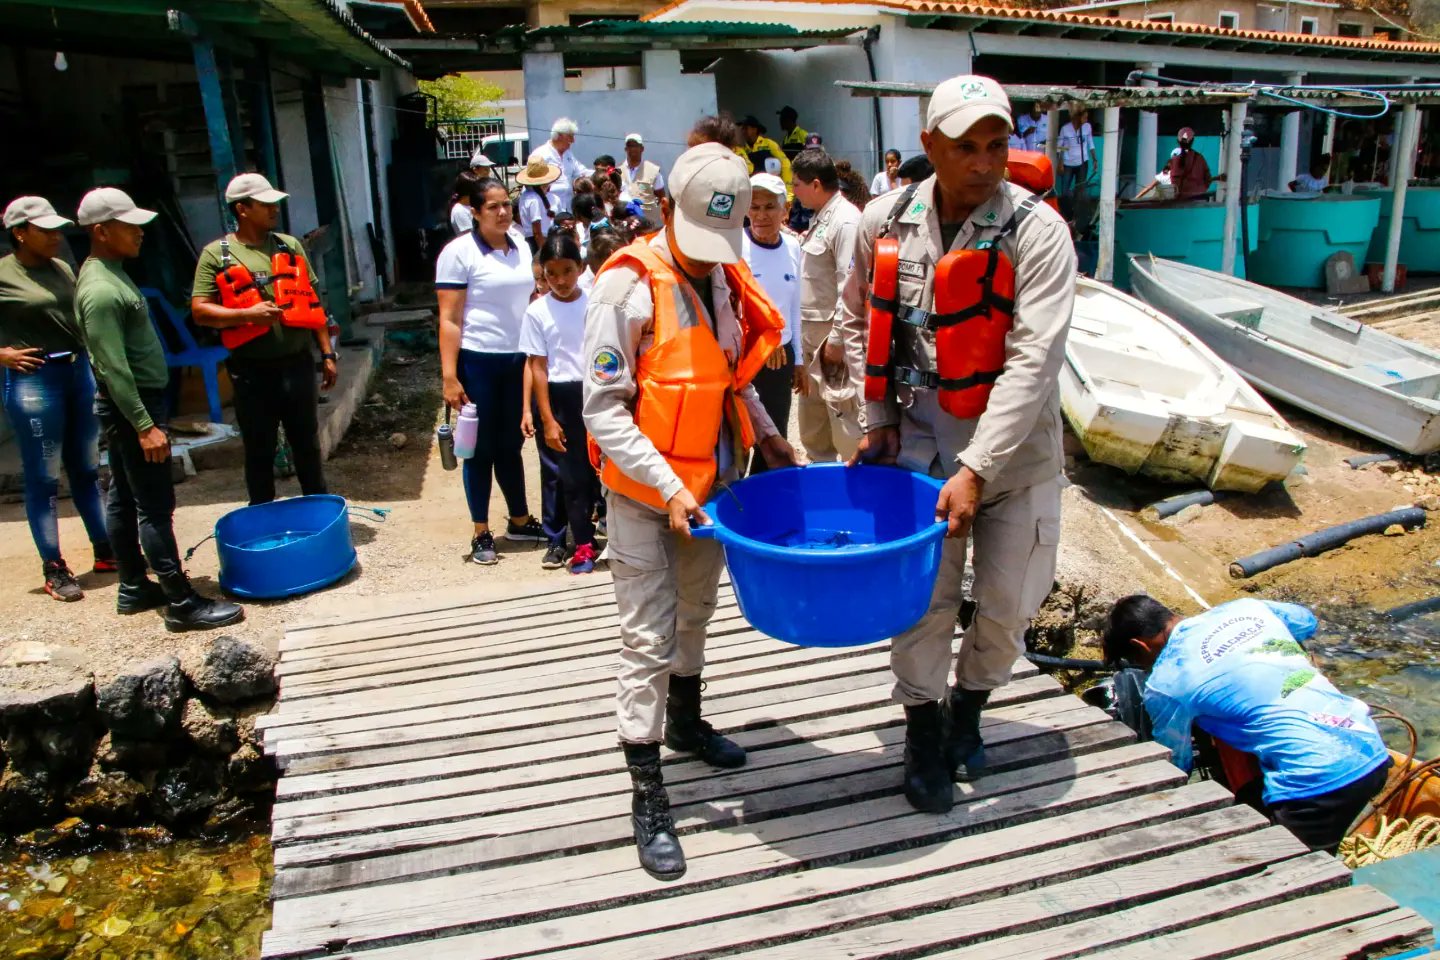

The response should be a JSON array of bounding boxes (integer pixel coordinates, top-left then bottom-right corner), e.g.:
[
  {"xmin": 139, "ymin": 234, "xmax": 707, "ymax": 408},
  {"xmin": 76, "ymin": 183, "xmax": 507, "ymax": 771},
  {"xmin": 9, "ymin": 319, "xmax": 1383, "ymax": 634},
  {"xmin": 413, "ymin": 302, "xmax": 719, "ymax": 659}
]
[
  {"xmin": 741, "ymin": 173, "xmax": 807, "ymax": 475},
  {"xmin": 870, "ymin": 149, "xmax": 902, "ymax": 197},
  {"xmin": 435, "ymin": 177, "xmax": 545, "ymax": 565},
  {"xmin": 516, "ymin": 156, "xmax": 561, "ymax": 253},
  {"xmin": 519, "ymin": 231, "xmax": 599, "ymax": 574},
  {"xmin": 449, "ymin": 170, "xmax": 479, "ymax": 236}
]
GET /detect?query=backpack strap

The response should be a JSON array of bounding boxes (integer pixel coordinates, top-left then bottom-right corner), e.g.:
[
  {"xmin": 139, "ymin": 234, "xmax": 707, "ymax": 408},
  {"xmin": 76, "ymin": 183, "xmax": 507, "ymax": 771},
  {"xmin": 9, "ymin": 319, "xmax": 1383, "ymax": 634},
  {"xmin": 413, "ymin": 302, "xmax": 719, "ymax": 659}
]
[{"xmin": 878, "ymin": 183, "xmax": 919, "ymax": 240}]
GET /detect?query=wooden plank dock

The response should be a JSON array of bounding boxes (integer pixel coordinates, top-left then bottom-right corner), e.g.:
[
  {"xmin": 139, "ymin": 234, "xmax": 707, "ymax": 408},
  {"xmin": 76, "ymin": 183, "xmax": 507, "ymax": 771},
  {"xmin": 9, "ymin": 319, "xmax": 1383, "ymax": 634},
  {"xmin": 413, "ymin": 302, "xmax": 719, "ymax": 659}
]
[{"xmin": 258, "ymin": 574, "xmax": 1433, "ymax": 960}]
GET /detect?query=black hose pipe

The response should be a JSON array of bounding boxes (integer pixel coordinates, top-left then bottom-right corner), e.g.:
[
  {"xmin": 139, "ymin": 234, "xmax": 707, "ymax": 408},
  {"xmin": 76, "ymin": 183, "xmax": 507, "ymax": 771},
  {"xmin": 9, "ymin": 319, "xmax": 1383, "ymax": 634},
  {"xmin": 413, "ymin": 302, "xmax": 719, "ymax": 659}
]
[
  {"xmin": 1145, "ymin": 489, "xmax": 1229, "ymax": 519},
  {"xmin": 1228, "ymin": 507, "xmax": 1426, "ymax": 578},
  {"xmin": 1384, "ymin": 595, "xmax": 1440, "ymax": 623},
  {"xmin": 1024, "ymin": 652, "xmax": 1111, "ymax": 671}
]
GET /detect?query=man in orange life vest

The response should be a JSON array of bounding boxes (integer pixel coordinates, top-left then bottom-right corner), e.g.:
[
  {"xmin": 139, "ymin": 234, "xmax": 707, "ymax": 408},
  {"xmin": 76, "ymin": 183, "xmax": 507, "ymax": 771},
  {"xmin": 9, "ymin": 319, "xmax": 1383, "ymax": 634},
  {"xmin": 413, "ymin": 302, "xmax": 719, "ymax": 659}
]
[
  {"xmin": 583, "ymin": 141, "xmax": 799, "ymax": 880},
  {"xmin": 839, "ymin": 74, "xmax": 1076, "ymax": 813},
  {"xmin": 191, "ymin": 173, "xmax": 337, "ymax": 506}
]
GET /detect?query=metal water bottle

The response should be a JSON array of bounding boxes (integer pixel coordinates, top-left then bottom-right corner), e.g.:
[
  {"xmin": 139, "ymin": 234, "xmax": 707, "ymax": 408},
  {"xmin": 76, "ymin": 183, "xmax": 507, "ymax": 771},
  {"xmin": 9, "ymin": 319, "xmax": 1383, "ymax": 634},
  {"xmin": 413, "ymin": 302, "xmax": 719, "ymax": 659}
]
[
  {"xmin": 453, "ymin": 402, "xmax": 479, "ymax": 460},
  {"xmin": 437, "ymin": 407, "xmax": 457, "ymax": 471}
]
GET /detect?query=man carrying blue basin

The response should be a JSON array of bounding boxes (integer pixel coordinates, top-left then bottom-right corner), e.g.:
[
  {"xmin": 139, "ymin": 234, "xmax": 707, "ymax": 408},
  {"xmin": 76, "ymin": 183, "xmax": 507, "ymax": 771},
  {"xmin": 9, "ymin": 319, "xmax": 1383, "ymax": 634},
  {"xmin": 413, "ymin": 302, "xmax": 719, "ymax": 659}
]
[
  {"xmin": 841, "ymin": 74, "xmax": 1076, "ymax": 813},
  {"xmin": 583, "ymin": 141, "xmax": 799, "ymax": 880}
]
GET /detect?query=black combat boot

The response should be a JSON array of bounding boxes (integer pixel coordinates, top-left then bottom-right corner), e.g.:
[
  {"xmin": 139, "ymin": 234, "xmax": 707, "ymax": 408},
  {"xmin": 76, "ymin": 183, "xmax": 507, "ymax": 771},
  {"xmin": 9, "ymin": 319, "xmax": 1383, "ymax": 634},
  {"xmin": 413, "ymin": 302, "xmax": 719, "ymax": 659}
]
[
  {"xmin": 116, "ymin": 558, "xmax": 167, "ymax": 615},
  {"xmin": 946, "ymin": 687, "xmax": 992, "ymax": 782},
  {"xmin": 664, "ymin": 673, "xmax": 746, "ymax": 769},
  {"xmin": 902, "ymin": 701, "xmax": 954, "ymax": 813},
  {"xmin": 158, "ymin": 572, "xmax": 245, "ymax": 632},
  {"xmin": 622, "ymin": 742, "xmax": 686, "ymax": 880}
]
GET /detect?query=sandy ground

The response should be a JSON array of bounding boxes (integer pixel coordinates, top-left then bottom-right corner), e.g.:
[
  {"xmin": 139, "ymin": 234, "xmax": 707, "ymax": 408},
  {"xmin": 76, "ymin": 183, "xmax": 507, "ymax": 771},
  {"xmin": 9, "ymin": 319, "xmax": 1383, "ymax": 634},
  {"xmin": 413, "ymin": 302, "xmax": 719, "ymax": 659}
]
[{"xmin": 2, "ymin": 327, "xmax": 1435, "ymax": 685}]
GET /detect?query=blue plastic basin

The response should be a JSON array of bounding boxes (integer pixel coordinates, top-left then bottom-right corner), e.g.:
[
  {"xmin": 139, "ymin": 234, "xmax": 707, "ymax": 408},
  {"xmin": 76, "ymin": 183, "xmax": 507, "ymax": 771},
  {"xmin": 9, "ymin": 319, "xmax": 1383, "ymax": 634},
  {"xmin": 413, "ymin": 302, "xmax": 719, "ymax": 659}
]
[
  {"xmin": 216, "ymin": 494, "xmax": 356, "ymax": 599},
  {"xmin": 692, "ymin": 464, "xmax": 946, "ymax": 647}
]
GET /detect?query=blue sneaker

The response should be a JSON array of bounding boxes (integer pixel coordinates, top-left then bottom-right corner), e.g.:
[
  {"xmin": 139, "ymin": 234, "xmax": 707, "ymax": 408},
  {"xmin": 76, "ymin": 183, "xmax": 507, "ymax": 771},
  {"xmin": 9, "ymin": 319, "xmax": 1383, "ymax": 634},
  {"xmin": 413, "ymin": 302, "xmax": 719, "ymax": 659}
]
[{"xmin": 470, "ymin": 531, "xmax": 498, "ymax": 565}]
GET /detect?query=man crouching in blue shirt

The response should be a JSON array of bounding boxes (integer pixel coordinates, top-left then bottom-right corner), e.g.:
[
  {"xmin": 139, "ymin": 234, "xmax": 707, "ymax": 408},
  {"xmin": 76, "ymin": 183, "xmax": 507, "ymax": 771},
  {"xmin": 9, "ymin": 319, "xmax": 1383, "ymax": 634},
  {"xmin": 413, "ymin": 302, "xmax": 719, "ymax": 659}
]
[{"xmin": 1102, "ymin": 594, "xmax": 1392, "ymax": 853}]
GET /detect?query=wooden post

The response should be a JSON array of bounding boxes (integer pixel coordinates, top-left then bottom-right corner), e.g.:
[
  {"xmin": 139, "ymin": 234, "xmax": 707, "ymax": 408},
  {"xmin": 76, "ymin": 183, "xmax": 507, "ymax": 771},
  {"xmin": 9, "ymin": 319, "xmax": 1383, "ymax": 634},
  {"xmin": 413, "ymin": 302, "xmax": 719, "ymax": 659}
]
[
  {"xmin": 1097, "ymin": 106, "xmax": 1121, "ymax": 284},
  {"xmin": 1383, "ymin": 101, "xmax": 1418, "ymax": 293},
  {"xmin": 190, "ymin": 33, "xmax": 238, "ymax": 224},
  {"xmin": 1322, "ymin": 113, "xmax": 1337, "ymax": 155},
  {"xmin": 1278, "ymin": 72, "xmax": 1305, "ymax": 190},
  {"xmin": 1044, "ymin": 105, "xmax": 1061, "ymax": 172},
  {"xmin": 1221, "ymin": 99, "xmax": 1248, "ymax": 276}
]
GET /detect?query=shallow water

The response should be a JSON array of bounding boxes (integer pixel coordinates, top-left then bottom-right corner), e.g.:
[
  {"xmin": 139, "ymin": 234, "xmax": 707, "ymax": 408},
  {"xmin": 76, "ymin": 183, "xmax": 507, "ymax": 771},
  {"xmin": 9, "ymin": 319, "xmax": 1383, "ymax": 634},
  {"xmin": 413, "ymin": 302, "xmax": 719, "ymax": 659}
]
[
  {"xmin": 236, "ymin": 531, "xmax": 314, "ymax": 551},
  {"xmin": 1304, "ymin": 604, "xmax": 1440, "ymax": 759},
  {"xmin": 0, "ymin": 829, "xmax": 271, "ymax": 959},
  {"xmin": 768, "ymin": 528, "xmax": 875, "ymax": 550}
]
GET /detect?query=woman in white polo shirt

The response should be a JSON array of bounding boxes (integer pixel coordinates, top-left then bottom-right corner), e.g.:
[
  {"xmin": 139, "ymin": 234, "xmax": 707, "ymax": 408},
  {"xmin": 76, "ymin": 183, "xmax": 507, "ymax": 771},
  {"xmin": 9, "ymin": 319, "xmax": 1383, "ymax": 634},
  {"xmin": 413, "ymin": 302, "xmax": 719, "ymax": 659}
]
[
  {"xmin": 741, "ymin": 172, "xmax": 806, "ymax": 475},
  {"xmin": 436, "ymin": 176, "xmax": 545, "ymax": 566}
]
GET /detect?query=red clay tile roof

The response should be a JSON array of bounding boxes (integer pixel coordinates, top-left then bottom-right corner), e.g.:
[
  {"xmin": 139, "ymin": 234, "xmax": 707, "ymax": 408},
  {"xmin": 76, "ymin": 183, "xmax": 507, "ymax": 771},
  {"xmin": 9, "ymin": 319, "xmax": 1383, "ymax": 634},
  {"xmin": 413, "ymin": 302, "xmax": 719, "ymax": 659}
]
[{"xmin": 645, "ymin": 0, "xmax": 1440, "ymax": 53}]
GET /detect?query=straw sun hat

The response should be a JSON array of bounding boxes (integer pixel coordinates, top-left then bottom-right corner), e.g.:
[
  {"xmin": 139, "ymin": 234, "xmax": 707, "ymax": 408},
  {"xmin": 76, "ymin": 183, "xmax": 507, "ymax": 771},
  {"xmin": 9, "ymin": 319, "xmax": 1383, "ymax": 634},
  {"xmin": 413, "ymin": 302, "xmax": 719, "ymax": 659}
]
[{"xmin": 516, "ymin": 156, "xmax": 561, "ymax": 186}]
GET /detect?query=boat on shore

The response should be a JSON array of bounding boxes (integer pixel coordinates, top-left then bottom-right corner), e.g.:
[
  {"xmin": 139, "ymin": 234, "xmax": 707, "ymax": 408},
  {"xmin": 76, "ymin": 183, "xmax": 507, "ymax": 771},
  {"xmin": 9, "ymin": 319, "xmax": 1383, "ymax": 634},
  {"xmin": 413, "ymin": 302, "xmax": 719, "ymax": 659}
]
[
  {"xmin": 1062, "ymin": 277, "xmax": 1305, "ymax": 492},
  {"xmin": 1128, "ymin": 255, "xmax": 1440, "ymax": 455}
]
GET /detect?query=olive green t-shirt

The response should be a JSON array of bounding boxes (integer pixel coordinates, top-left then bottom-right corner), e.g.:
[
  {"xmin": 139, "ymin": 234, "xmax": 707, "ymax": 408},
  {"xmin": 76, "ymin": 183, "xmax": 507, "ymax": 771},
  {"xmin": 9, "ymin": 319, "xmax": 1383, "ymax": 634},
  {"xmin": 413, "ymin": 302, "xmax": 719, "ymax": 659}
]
[
  {"xmin": 192, "ymin": 232, "xmax": 319, "ymax": 361},
  {"xmin": 0, "ymin": 254, "xmax": 83, "ymax": 354},
  {"xmin": 75, "ymin": 258, "xmax": 170, "ymax": 432}
]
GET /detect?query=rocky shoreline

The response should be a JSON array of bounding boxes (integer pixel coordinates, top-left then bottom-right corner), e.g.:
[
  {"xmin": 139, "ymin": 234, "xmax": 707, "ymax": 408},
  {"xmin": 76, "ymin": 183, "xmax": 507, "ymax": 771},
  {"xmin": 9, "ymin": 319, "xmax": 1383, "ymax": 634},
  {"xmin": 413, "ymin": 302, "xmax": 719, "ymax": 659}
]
[{"xmin": 0, "ymin": 637, "xmax": 278, "ymax": 834}]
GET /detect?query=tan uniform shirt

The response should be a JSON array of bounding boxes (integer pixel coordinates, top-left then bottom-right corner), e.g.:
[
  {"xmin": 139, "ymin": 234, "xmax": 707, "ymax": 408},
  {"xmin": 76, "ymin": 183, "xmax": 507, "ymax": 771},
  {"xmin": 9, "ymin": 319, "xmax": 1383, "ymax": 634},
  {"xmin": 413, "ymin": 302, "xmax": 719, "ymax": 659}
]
[
  {"xmin": 839, "ymin": 177, "xmax": 1076, "ymax": 496},
  {"xmin": 583, "ymin": 231, "xmax": 779, "ymax": 509},
  {"xmin": 800, "ymin": 191, "xmax": 861, "ymax": 330}
]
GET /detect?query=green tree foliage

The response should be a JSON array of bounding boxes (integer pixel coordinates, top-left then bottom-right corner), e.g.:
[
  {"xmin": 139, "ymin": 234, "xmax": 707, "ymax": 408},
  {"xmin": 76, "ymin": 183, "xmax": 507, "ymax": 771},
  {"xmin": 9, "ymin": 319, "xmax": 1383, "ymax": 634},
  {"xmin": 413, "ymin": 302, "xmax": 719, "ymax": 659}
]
[{"xmin": 418, "ymin": 74, "xmax": 504, "ymax": 123}]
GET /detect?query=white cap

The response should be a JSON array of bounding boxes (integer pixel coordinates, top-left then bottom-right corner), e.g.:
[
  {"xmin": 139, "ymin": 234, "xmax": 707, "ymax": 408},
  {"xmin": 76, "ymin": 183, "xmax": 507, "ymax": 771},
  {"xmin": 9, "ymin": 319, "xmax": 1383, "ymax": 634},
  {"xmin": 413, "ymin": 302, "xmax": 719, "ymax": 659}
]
[
  {"xmin": 225, "ymin": 173, "xmax": 288, "ymax": 204},
  {"xmin": 926, "ymin": 74, "xmax": 1013, "ymax": 139},
  {"xmin": 3, "ymin": 196, "xmax": 72, "ymax": 230},
  {"xmin": 668, "ymin": 143, "xmax": 750, "ymax": 264},
  {"xmin": 749, "ymin": 173, "xmax": 787, "ymax": 200},
  {"xmin": 624, "ymin": 132, "xmax": 643, "ymax": 145},
  {"xmin": 469, "ymin": 149, "xmax": 494, "ymax": 168},
  {"xmin": 76, "ymin": 188, "xmax": 157, "ymax": 227}
]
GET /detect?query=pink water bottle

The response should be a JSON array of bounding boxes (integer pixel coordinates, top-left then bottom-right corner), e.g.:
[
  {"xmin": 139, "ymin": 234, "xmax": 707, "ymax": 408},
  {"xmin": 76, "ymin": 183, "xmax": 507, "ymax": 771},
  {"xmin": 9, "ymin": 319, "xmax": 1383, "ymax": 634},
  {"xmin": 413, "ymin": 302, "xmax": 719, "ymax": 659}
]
[{"xmin": 453, "ymin": 403, "xmax": 479, "ymax": 460}]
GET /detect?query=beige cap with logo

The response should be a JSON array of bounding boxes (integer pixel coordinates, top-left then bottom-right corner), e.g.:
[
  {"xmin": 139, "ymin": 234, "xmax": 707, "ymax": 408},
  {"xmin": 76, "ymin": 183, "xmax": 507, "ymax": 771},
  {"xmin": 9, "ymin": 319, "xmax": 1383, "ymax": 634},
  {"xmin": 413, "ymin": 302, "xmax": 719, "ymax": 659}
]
[
  {"xmin": 668, "ymin": 142, "xmax": 750, "ymax": 264},
  {"xmin": 926, "ymin": 74, "xmax": 1013, "ymax": 139},
  {"xmin": 76, "ymin": 188, "xmax": 157, "ymax": 227},
  {"xmin": 225, "ymin": 173, "xmax": 288, "ymax": 204},
  {"xmin": 3, "ymin": 196, "xmax": 72, "ymax": 230}
]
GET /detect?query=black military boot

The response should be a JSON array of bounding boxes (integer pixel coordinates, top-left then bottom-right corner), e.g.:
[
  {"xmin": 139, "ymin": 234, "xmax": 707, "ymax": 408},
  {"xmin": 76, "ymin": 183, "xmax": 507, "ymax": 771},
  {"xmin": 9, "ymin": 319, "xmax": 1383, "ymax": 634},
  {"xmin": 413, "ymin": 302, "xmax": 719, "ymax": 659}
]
[
  {"xmin": 664, "ymin": 673, "xmax": 746, "ymax": 769},
  {"xmin": 622, "ymin": 742, "xmax": 686, "ymax": 881},
  {"xmin": 158, "ymin": 572, "xmax": 245, "ymax": 632},
  {"xmin": 902, "ymin": 701, "xmax": 954, "ymax": 813},
  {"xmin": 946, "ymin": 687, "xmax": 992, "ymax": 782},
  {"xmin": 116, "ymin": 558, "xmax": 167, "ymax": 615}
]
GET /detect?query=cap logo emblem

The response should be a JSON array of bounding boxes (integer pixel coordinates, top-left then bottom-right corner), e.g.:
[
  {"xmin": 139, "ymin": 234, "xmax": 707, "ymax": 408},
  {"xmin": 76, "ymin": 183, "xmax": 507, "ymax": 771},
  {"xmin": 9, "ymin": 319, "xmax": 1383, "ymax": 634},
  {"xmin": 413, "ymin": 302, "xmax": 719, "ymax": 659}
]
[
  {"xmin": 960, "ymin": 81, "xmax": 987, "ymax": 100},
  {"xmin": 706, "ymin": 192, "xmax": 735, "ymax": 219}
]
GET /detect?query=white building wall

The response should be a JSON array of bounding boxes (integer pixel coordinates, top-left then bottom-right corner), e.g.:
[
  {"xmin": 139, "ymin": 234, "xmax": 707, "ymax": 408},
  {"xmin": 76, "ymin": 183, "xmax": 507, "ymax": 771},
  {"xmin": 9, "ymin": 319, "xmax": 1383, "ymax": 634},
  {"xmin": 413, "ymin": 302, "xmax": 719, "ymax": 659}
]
[
  {"xmin": 872, "ymin": 22, "xmax": 973, "ymax": 163},
  {"xmin": 325, "ymin": 79, "xmax": 381, "ymax": 302},
  {"xmin": 523, "ymin": 49, "xmax": 716, "ymax": 178},
  {"xmin": 274, "ymin": 88, "xmax": 320, "ymax": 238}
]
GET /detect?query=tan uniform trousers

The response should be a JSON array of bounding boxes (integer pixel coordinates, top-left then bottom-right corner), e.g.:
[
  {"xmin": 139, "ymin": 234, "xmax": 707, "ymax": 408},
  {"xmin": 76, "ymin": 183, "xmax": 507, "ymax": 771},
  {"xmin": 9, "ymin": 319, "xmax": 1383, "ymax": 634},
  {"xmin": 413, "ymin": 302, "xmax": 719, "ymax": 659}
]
[
  {"xmin": 891, "ymin": 475, "xmax": 1061, "ymax": 704},
  {"xmin": 797, "ymin": 319, "xmax": 862, "ymax": 463},
  {"xmin": 608, "ymin": 489, "xmax": 726, "ymax": 743}
]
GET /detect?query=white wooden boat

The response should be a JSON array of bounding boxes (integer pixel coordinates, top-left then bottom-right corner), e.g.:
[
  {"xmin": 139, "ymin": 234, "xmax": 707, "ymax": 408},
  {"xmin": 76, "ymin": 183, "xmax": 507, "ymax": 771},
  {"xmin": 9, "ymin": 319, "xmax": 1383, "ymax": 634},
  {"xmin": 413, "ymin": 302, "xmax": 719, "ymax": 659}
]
[
  {"xmin": 1129, "ymin": 255, "xmax": 1440, "ymax": 455},
  {"xmin": 1062, "ymin": 277, "xmax": 1306, "ymax": 492}
]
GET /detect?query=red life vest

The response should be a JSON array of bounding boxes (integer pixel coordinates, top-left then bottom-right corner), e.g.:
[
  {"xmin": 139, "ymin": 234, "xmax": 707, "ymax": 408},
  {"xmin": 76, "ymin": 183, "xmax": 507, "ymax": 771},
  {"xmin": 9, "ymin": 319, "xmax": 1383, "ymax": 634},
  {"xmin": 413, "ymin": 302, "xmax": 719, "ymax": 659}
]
[
  {"xmin": 863, "ymin": 182, "xmax": 1041, "ymax": 419},
  {"xmin": 1005, "ymin": 150, "xmax": 1060, "ymax": 214},
  {"xmin": 214, "ymin": 238, "xmax": 325, "ymax": 350}
]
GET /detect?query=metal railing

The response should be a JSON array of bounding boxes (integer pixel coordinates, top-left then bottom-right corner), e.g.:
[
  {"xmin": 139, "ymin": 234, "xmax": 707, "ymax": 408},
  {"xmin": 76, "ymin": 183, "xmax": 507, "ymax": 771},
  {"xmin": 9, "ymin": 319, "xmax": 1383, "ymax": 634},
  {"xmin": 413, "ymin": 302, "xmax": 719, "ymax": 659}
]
[{"xmin": 436, "ymin": 117, "xmax": 506, "ymax": 160}]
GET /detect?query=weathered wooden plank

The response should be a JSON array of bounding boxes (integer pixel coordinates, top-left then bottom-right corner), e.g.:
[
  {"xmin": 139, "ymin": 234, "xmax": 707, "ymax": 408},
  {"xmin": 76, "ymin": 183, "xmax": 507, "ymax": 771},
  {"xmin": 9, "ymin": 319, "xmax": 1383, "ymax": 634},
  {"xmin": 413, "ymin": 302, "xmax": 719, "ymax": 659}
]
[
  {"xmin": 272, "ymin": 666, "xmax": 1046, "ymax": 790},
  {"xmin": 1084, "ymin": 884, "xmax": 1416, "ymax": 960},
  {"xmin": 263, "ymin": 640, "xmax": 898, "ymax": 733},
  {"xmin": 701, "ymin": 828, "xmax": 1310, "ymax": 960},
  {"xmin": 272, "ymin": 719, "xmax": 1142, "ymax": 900},
  {"xmin": 1233, "ymin": 907, "xmax": 1434, "ymax": 960},
  {"xmin": 929, "ymin": 851, "xmax": 1353, "ymax": 960},
  {"xmin": 261, "ymin": 755, "xmax": 1189, "ymax": 955},
  {"xmin": 272, "ymin": 696, "xmax": 1106, "ymax": 835},
  {"xmin": 333, "ymin": 800, "xmax": 1263, "ymax": 960}
]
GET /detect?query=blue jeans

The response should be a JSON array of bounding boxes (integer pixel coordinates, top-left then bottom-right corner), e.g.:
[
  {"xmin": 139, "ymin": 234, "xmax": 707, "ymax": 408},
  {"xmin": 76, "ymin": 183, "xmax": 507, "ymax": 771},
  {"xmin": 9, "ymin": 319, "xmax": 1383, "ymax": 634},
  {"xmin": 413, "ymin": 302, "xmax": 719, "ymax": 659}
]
[
  {"xmin": 456, "ymin": 350, "xmax": 529, "ymax": 526},
  {"xmin": 3, "ymin": 358, "xmax": 109, "ymax": 564}
]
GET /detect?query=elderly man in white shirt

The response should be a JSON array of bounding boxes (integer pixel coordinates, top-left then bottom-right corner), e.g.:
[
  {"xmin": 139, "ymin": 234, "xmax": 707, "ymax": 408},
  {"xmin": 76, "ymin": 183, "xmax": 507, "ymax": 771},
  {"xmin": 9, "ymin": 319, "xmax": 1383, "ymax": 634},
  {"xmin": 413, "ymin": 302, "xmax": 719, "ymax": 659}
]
[{"xmin": 534, "ymin": 117, "xmax": 592, "ymax": 215}]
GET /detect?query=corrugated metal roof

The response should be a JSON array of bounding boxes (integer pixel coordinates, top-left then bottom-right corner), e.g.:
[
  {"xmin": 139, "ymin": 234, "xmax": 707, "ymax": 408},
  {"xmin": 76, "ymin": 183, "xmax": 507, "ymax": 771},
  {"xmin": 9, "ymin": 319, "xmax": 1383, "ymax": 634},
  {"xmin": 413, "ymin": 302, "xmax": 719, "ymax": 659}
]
[
  {"xmin": 501, "ymin": 19, "xmax": 863, "ymax": 41},
  {"xmin": 644, "ymin": 0, "xmax": 1440, "ymax": 56},
  {"xmin": 838, "ymin": 79, "xmax": 1440, "ymax": 108},
  {"xmin": 268, "ymin": 0, "xmax": 413, "ymax": 70}
]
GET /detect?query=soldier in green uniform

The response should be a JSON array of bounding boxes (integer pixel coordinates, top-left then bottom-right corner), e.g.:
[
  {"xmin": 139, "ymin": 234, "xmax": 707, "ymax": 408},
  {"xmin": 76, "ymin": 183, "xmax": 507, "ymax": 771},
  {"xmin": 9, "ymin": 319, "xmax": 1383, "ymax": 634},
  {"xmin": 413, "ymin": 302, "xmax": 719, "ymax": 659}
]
[{"xmin": 191, "ymin": 173, "xmax": 337, "ymax": 506}]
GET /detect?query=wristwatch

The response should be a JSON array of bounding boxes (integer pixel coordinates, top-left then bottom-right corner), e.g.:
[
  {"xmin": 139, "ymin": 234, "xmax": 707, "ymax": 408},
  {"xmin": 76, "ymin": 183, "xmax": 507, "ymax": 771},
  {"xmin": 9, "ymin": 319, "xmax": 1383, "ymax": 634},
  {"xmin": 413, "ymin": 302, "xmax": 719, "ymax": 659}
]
[{"xmin": 320, "ymin": 352, "xmax": 338, "ymax": 362}]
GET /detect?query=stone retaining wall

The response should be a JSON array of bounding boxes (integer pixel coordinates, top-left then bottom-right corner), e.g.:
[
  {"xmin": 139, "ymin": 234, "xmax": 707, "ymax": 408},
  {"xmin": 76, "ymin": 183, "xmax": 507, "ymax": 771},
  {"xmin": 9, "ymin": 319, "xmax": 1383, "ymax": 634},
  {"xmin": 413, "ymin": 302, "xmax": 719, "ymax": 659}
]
[{"xmin": 0, "ymin": 637, "xmax": 278, "ymax": 833}]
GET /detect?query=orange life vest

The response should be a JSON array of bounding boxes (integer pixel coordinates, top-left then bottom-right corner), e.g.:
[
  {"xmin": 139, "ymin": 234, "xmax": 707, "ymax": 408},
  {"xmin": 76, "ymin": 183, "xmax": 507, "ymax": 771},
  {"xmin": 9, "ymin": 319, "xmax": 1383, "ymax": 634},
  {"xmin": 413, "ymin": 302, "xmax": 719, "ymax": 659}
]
[
  {"xmin": 587, "ymin": 241, "xmax": 784, "ymax": 510},
  {"xmin": 863, "ymin": 183, "xmax": 1041, "ymax": 419},
  {"xmin": 1005, "ymin": 150, "xmax": 1061, "ymax": 214},
  {"xmin": 214, "ymin": 238, "xmax": 325, "ymax": 350}
]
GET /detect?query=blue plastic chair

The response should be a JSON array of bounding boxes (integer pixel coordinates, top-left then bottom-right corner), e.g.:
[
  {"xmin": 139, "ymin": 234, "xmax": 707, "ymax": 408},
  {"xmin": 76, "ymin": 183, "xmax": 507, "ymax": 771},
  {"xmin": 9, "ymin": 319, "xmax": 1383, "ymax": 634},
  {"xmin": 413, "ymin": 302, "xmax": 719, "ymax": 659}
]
[{"xmin": 140, "ymin": 287, "xmax": 229, "ymax": 425}]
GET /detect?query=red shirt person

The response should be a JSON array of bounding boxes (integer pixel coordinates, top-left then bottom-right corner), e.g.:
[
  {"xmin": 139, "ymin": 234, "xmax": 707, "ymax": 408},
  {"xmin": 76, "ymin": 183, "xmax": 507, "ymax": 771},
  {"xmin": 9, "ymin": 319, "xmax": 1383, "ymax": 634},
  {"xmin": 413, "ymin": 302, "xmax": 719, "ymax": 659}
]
[{"xmin": 1168, "ymin": 128, "xmax": 1216, "ymax": 200}]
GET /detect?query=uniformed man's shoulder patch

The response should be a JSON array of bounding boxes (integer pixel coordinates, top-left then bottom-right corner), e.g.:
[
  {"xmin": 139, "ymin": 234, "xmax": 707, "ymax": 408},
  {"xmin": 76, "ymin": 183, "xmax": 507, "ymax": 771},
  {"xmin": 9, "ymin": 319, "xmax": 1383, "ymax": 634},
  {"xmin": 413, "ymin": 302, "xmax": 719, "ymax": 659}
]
[{"xmin": 590, "ymin": 346, "xmax": 625, "ymax": 385}]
